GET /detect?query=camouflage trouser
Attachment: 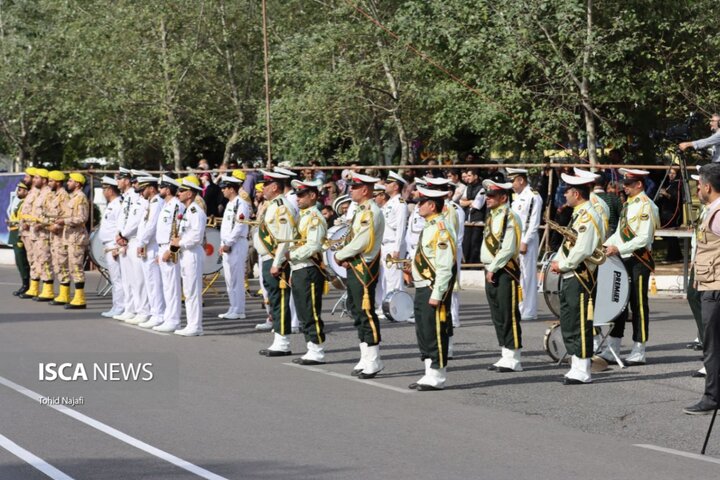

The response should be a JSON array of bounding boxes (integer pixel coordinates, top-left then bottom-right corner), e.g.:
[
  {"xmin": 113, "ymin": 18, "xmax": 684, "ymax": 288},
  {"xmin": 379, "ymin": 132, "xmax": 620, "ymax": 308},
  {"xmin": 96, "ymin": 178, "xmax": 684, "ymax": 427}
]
[
  {"xmin": 52, "ymin": 234, "xmax": 70, "ymax": 284},
  {"xmin": 34, "ymin": 234, "xmax": 53, "ymax": 282},
  {"xmin": 66, "ymin": 234, "xmax": 88, "ymax": 283},
  {"xmin": 21, "ymin": 232, "xmax": 37, "ymax": 279}
]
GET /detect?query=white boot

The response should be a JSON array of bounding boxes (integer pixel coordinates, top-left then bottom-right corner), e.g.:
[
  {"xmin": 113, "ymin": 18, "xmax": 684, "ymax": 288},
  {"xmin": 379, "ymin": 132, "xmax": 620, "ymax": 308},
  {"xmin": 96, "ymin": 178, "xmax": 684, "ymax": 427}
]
[
  {"xmin": 300, "ymin": 342, "xmax": 326, "ymax": 363},
  {"xmin": 412, "ymin": 358, "xmax": 432, "ymax": 388},
  {"xmin": 496, "ymin": 347, "xmax": 522, "ymax": 372},
  {"xmin": 267, "ymin": 332, "xmax": 290, "ymax": 352},
  {"xmin": 625, "ymin": 342, "xmax": 646, "ymax": 365},
  {"xmin": 598, "ymin": 336, "xmax": 622, "ymax": 363},
  {"xmin": 565, "ymin": 355, "xmax": 592, "ymax": 384},
  {"xmin": 352, "ymin": 343, "xmax": 368, "ymax": 375},
  {"xmin": 417, "ymin": 359, "xmax": 447, "ymax": 390},
  {"xmin": 359, "ymin": 345, "xmax": 384, "ymax": 378}
]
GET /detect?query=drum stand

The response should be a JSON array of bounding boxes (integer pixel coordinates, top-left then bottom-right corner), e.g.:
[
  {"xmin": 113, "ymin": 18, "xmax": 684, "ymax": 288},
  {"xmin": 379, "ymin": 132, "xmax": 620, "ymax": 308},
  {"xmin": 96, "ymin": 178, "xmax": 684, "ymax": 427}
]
[
  {"xmin": 202, "ymin": 271, "xmax": 223, "ymax": 296},
  {"xmin": 95, "ymin": 269, "xmax": 112, "ymax": 297},
  {"xmin": 593, "ymin": 325, "xmax": 626, "ymax": 368},
  {"xmin": 331, "ymin": 291, "xmax": 349, "ymax": 318}
]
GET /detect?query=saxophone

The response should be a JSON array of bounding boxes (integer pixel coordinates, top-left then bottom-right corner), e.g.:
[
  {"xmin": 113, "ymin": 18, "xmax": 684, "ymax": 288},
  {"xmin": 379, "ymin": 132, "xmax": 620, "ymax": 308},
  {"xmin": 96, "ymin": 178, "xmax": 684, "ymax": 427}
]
[
  {"xmin": 545, "ymin": 217, "xmax": 606, "ymax": 265},
  {"xmin": 168, "ymin": 204, "xmax": 180, "ymax": 263}
]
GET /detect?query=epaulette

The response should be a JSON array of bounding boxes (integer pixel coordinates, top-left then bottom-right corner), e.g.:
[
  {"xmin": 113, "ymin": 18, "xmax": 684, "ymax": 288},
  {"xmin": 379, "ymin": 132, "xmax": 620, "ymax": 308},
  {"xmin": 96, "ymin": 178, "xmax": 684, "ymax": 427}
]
[
  {"xmin": 274, "ymin": 198, "xmax": 283, "ymax": 206},
  {"xmin": 398, "ymin": 198, "xmax": 405, "ymax": 204},
  {"xmin": 151, "ymin": 198, "xmax": 158, "ymax": 203},
  {"xmin": 360, "ymin": 209, "xmax": 372, "ymax": 226},
  {"xmin": 437, "ymin": 221, "xmax": 446, "ymax": 230},
  {"xmin": 190, "ymin": 206, "xmax": 197, "ymax": 213},
  {"xmin": 239, "ymin": 190, "xmax": 250, "ymax": 202}
]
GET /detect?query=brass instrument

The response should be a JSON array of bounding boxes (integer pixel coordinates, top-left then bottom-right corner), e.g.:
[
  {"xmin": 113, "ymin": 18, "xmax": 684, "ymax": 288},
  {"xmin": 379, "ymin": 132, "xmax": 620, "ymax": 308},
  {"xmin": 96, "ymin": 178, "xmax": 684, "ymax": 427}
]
[
  {"xmin": 545, "ymin": 217, "xmax": 605, "ymax": 265},
  {"xmin": 237, "ymin": 219, "xmax": 261, "ymax": 226},
  {"xmin": 322, "ymin": 237, "xmax": 347, "ymax": 251},
  {"xmin": 138, "ymin": 246, "xmax": 147, "ymax": 259},
  {"xmin": 385, "ymin": 253, "xmax": 412, "ymax": 269}
]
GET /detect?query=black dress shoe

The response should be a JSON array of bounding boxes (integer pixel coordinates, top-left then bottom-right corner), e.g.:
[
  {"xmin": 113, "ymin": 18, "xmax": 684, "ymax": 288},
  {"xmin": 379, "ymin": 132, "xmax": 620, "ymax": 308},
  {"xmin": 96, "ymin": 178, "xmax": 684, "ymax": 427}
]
[
  {"xmin": 357, "ymin": 371, "xmax": 380, "ymax": 379},
  {"xmin": 258, "ymin": 349, "xmax": 292, "ymax": 357},
  {"xmin": 19, "ymin": 293, "xmax": 36, "ymax": 299},
  {"xmin": 34, "ymin": 297, "xmax": 52, "ymax": 302},
  {"xmin": 686, "ymin": 341, "xmax": 703, "ymax": 350},
  {"xmin": 351, "ymin": 369, "xmax": 362, "ymax": 376},
  {"xmin": 417, "ymin": 384, "xmax": 443, "ymax": 391},
  {"xmin": 563, "ymin": 378, "xmax": 589, "ymax": 385},
  {"xmin": 693, "ymin": 343, "xmax": 704, "ymax": 351},
  {"xmin": 64, "ymin": 304, "xmax": 86, "ymax": 310},
  {"xmin": 683, "ymin": 399, "xmax": 718, "ymax": 415},
  {"xmin": 49, "ymin": 300, "xmax": 67, "ymax": 306},
  {"xmin": 625, "ymin": 360, "xmax": 646, "ymax": 366},
  {"xmin": 408, "ymin": 382, "xmax": 418, "ymax": 390},
  {"xmin": 292, "ymin": 358, "xmax": 325, "ymax": 365},
  {"xmin": 487, "ymin": 365, "xmax": 498, "ymax": 371},
  {"xmin": 496, "ymin": 366, "xmax": 517, "ymax": 373},
  {"xmin": 692, "ymin": 371, "xmax": 707, "ymax": 378}
]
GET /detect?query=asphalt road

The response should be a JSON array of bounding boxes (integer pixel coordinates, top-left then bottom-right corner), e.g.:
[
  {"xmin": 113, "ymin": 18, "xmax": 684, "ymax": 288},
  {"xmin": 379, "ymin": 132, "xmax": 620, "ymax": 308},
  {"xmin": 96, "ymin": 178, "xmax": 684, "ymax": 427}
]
[{"xmin": 0, "ymin": 266, "xmax": 719, "ymax": 479}]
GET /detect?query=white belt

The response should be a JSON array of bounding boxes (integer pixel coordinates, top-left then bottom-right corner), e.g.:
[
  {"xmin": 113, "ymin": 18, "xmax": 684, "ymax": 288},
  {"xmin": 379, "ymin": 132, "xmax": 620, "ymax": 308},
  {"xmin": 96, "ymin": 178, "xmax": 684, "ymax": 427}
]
[
  {"xmin": 261, "ymin": 254, "xmax": 273, "ymax": 262},
  {"xmin": 415, "ymin": 279, "xmax": 431, "ymax": 288},
  {"xmin": 290, "ymin": 261, "xmax": 314, "ymax": 272}
]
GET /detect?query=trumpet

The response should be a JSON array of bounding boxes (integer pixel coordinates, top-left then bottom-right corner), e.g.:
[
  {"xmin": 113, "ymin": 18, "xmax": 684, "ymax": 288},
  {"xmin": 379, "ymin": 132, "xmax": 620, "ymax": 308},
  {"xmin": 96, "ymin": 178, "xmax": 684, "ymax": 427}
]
[
  {"xmin": 237, "ymin": 219, "xmax": 261, "ymax": 226},
  {"xmin": 545, "ymin": 217, "xmax": 605, "ymax": 265},
  {"xmin": 323, "ymin": 237, "xmax": 347, "ymax": 251},
  {"xmin": 385, "ymin": 253, "xmax": 412, "ymax": 269}
]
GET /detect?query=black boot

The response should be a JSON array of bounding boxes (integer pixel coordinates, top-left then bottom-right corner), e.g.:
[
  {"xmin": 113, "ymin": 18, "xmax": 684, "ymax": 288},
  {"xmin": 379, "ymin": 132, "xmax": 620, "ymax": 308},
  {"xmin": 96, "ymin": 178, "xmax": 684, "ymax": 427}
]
[{"xmin": 13, "ymin": 278, "xmax": 30, "ymax": 297}]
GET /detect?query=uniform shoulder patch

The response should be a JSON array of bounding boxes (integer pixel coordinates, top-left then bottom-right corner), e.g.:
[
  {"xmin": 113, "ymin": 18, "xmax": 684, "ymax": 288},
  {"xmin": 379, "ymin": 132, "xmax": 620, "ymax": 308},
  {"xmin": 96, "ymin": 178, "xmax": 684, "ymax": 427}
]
[
  {"xmin": 398, "ymin": 198, "xmax": 405, "ymax": 204},
  {"xmin": 151, "ymin": 198, "xmax": 158, "ymax": 203},
  {"xmin": 578, "ymin": 225, "xmax": 587, "ymax": 233},
  {"xmin": 640, "ymin": 213, "xmax": 649, "ymax": 220},
  {"xmin": 190, "ymin": 206, "xmax": 197, "ymax": 213},
  {"xmin": 438, "ymin": 242, "xmax": 448, "ymax": 249},
  {"xmin": 634, "ymin": 197, "xmax": 641, "ymax": 203}
]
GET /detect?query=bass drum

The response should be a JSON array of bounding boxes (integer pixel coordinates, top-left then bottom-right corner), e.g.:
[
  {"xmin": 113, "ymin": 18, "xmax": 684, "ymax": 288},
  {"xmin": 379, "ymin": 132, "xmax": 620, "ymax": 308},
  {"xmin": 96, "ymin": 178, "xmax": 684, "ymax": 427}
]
[
  {"xmin": 202, "ymin": 228, "xmax": 223, "ymax": 275},
  {"xmin": 325, "ymin": 224, "xmax": 349, "ymax": 288},
  {"xmin": 541, "ymin": 252, "xmax": 561, "ymax": 318},
  {"xmin": 88, "ymin": 227, "xmax": 109, "ymax": 272},
  {"xmin": 382, "ymin": 290, "xmax": 414, "ymax": 322},
  {"xmin": 594, "ymin": 255, "xmax": 630, "ymax": 325}
]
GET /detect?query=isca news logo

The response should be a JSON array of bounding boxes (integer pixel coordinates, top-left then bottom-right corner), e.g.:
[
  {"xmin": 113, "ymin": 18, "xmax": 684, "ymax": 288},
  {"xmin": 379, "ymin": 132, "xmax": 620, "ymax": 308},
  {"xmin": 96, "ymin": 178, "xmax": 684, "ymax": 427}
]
[{"xmin": 39, "ymin": 362, "xmax": 154, "ymax": 382}]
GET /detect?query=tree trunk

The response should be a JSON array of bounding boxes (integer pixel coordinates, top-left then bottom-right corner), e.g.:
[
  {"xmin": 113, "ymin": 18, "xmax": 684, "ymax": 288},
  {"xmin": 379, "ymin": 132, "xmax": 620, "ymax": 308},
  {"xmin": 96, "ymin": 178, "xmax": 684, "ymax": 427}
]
[
  {"xmin": 582, "ymin": 0, "xmax": 597, "ymax": 166},
  {"xmin": 159, "ymin": 17, "xmax": 183, "ymax": 171},
  {"xmin": 378, "ymin": 40, "xmax": 410, "ymax": 166}
]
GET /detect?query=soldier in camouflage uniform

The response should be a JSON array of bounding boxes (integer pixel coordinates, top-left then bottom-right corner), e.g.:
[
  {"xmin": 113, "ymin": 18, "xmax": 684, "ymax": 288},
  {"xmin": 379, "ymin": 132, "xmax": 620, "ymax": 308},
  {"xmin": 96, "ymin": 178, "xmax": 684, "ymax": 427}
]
[
  {"xmin": 47, "ymin": 171, "xmax": 71, "ymax": 305},
  {"xmin": 29, "ymin": 169, "xmax": 55, "ymax": 301},
  {"xmin": 18, "ymin": 167, "xmax": 40, "ymax": 298},
  {"xmin": 56, "ymin": 173, "xmax": 90, "ymax": 309}
]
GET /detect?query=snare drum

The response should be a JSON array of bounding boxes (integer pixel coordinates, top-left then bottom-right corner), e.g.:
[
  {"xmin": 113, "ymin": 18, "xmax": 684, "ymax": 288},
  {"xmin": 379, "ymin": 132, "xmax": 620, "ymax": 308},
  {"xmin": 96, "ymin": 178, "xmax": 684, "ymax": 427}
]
[
  {"xmin": 382, "ymin": 290, "xmax": 414, "ymax": 322},
  {"xmin": 541, "ymin": 252, "xmax": 561, "ymax": 318},
  {"xmin": 325, "ymin": 225, "xmax": 348, "ymax": 287},
  {"xmin": 202, "ymin": 228, "xmax": 223, "ymax": 275},
  {"xmin": 543, "ymin": 322, "xmax": 567, "ymax": 362},
  {"xmin": 88, "ymin": 227, "xmax": 109, "ymax": 272}
]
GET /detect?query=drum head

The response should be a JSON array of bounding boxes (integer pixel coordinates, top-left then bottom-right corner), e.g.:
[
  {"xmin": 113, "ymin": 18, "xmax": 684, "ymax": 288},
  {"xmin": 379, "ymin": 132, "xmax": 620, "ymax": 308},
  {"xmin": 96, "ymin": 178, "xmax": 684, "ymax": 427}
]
[
  {"xmin": 594, "ymin": 255, "xmax": 630, "ymax": 326},
  {"xmin": 325, "ymin": 225, "xmax": 349, "ymax": 279},
  {"xmin": 541, "ymin": 252, "xmax": 561, "ymax": 318},
  {"xmin": 543, "ymin": 323, "xmax": 567, "ymax": 362},
  {"xmin": 202, "ymin": 228, "xmax": 223, "ymax": 275},
  {"xmin": 382, "ymin": 290, "xmax": 414, "ymax": 322},
  {"xmin": 89, "ymin": 227, "xmax": 109, "ymax": 272}
]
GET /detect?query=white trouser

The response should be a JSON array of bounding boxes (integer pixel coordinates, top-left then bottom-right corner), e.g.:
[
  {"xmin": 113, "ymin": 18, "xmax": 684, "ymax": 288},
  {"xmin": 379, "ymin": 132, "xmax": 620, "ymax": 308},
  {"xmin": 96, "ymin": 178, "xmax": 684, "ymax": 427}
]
[
  {"xmin": 221, "ymin": 238, "xmax": 248, "ymax": 315},
  {"xmin": 128, "ymin": 237, "xmax": 150, "ymax": 316},
  {"xmin": 118, "ymin": 245, "xmax": 135, "ymax": 314},
  {"xmin": 140, "ymin": 242, "xmax": 165, "ymax": 322},
  {"xmin": 104, "ymin": 247, "xmax": 124, "ymax": 312},
  {"xmin": 181, "ymin": 246, "xmax": 204, "ymax": 332},
  {"xmin": 158, "ymin": 244, "xmax": 182, "ymax": 328},
  {"xmin": 519, "ymin": 236, "xmax": 539, "ymax": 319}
]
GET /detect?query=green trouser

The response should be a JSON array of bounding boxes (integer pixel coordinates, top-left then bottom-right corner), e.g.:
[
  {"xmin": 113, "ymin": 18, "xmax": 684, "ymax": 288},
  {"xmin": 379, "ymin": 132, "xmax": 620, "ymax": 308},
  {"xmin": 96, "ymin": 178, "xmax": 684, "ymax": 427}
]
[
  {"xmin": 290, "ymin": 265, "xmax": 325, "ymax": 345},
  {"xmin": 9, "ymin": 229, "xmax": 29, "ymax": 283},
  {"xmin": 609, "ymin": 257, "xmax": 651, "ymax": 342},
  {"xmin": 262, "ymin": 259, "xmax": 291, "ymax": 336},
  {"xmin": 687, "ymin": 269, "xmax": 704, "ymax": 343},
  {"xmin": 345, "ymin": 261, "xmax": 381, "ymax": 346},
  {"xmin": 414, "ymin": 286, "xmax": 453, "ymax": 369},
  {"xmin": 559, "ymin": 275, "xmax": 595, "ymax": 359},
  {"xmin": 485, "ymin": 269, "xmax": 522, "ymax": 349}
]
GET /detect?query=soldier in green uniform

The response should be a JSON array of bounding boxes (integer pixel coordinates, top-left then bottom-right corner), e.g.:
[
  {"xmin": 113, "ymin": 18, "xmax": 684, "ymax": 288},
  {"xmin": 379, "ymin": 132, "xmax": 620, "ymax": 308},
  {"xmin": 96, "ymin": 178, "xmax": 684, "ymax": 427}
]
[
  {"xmin": 8, "ymin": 181, "xmax": 30, "ymax": 296},
  {"xmin": 254, "ymin": 170, "xmax": 298, "ymax": 356},
  {"xmin": 602, "ymin": 168, "xmax": 660, "ymax": 365},
  {"xmin": 334, "ymin": 173, "xmax": 386, "ymax": 379},
  {"xmin": 287, "ymin": 179, "xmax": 329, "ymax": 365},
  {"xmin": 407, "ymin": 186, "xmax": 457, "ymax": 391},
  {"xmin": 481, "ymin": 179, "xmax": 524, "ymax": 372},
  {"xmin": 550, "ymin": 173, "xmax": 605, "ymax": 384}
]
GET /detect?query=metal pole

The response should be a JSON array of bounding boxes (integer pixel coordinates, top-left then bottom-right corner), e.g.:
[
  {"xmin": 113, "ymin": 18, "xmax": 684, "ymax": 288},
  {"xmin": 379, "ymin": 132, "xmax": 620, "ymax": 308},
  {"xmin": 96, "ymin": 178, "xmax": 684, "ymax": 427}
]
[
  {"xmin": 261, "ymin": 0, "xmax": 272, "ymax": 167},
  {"xmin": 701, "ymin": 407, "xmax": 718, "ymax": 455}
]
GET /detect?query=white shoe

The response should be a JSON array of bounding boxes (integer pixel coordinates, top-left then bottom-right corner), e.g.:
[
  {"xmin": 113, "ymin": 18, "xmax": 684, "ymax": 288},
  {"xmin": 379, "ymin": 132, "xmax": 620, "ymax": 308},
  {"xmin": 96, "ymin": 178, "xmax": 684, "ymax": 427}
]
[
  {"xmin": 625, "ymin": 342, "xmax": 646, "ymax": 365},
  {"xmin": 174, "ymin": 327, "xmax": 203, "ymax": 337},
  {"xmin": 218, "ymin": 312, "xmax": 246, "ymax": 320},
  {"xmin": 101, "ymin": 309, "xmax": 123, "ymax": 318},
  {"xmin": 406, "ymin": 316, "xmax": 415, "ymax": 324},
  {"xmin": 139, "ymin": 318, "xmax": 163, "ymax": 329},
  {"xmin": 494, "ymin": 347, "xmax": 523, "ymax": 372},
  {"xmin": 153, "ymin": 323, "xmax": 178, "ymax": 333},
  {"xmin": 301, "ymin": 342, "xmax": 326, "ymax": 363},
  {"xmin": 361, "ymin": 345, "xmax": 384, "ymax": 376},
  {"xmin": 126, "ymin": 314, "xmax": 149, "ymax": 325},
  {"xmin": 113, "ymin": 311, "xmax": 135, "ymax": 321},
  {"xmin": 255, "ymin": 321, "xmax": 273, "ymax": 331}
]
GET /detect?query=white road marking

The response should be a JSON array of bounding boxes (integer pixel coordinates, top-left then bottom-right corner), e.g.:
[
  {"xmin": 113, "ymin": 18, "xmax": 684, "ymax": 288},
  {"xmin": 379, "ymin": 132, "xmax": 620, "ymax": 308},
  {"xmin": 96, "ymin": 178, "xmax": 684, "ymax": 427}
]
[
  {"xmin": 0, "ymin": 375, "xmax": 228, "ymax": 480},
  {"xmin": 0, "ymin": 432, "xmax": 75, "ymax": 480},
  {"xmin": 284, "ymin": 362, "xmax": 414, "ymax": 394},
  {"xmin": 634, "ymin": 444, "xmax": 720, "ymax": 464}
]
